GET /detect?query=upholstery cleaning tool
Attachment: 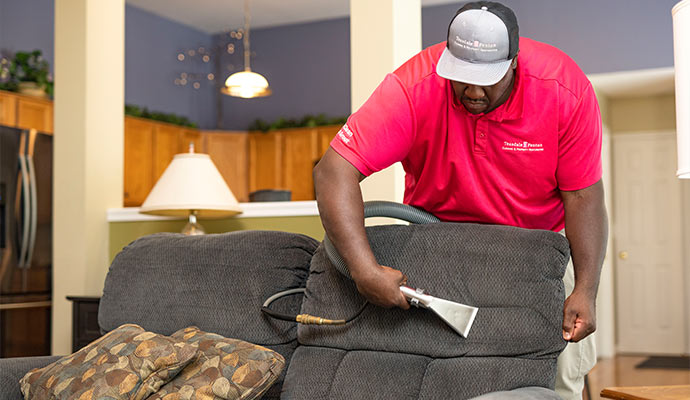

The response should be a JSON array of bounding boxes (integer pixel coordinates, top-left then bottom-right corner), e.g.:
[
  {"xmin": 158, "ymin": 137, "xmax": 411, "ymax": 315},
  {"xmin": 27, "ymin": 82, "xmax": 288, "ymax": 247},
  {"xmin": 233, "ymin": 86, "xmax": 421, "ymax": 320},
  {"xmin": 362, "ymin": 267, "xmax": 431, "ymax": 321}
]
[{"xmin": 262, "ymin": 201, "xmax": 479, "ymax": 337}]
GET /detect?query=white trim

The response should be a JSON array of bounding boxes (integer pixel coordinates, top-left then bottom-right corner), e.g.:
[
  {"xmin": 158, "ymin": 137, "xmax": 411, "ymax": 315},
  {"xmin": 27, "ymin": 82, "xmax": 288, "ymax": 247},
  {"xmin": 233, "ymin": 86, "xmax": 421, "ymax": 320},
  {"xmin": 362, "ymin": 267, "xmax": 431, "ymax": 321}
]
[
  {"xmin": 588, "ymin": 67, "xmax": 674, "ymax": 99},
  {"xmin": 107, "ymin": 201, "xmax": 319, "ymax": 222}
]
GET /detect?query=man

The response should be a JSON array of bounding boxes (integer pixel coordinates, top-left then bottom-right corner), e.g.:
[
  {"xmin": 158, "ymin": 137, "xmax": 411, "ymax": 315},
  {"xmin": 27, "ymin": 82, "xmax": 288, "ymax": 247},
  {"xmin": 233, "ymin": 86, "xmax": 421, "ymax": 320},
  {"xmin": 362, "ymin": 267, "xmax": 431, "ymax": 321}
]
[{"xmin": 313, "ymin": 2, "xmax": 607, "ymax": 400}]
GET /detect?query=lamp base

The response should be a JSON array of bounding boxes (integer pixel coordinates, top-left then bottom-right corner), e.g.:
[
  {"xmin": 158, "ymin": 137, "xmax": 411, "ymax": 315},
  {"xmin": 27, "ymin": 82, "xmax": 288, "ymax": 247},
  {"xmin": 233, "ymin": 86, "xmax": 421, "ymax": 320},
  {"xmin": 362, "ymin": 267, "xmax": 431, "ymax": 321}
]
[
  {"xmin": 182, "ymin": 210, "xmax": 205, "ymax": 235},
  {"xmin": 182, "ymin": 221, "xmax": 205, "ymax": 235}
]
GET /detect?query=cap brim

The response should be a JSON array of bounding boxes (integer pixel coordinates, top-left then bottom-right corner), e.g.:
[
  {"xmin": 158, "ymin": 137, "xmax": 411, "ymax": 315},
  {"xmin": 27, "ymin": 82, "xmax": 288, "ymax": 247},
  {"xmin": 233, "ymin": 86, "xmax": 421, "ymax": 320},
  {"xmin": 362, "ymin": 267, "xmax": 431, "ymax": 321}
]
[{"xmin": 436, "ymin": 47, "xmax": 512, "ymax": 86}]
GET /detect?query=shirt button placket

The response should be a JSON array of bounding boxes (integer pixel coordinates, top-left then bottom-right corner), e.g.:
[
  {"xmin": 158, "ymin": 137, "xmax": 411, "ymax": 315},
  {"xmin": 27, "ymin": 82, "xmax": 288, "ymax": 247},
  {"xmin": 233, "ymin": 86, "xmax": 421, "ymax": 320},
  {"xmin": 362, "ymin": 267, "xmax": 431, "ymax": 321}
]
[{"xmin": 474, "ymin": 118, "xmax": 488, "ymax": 154}]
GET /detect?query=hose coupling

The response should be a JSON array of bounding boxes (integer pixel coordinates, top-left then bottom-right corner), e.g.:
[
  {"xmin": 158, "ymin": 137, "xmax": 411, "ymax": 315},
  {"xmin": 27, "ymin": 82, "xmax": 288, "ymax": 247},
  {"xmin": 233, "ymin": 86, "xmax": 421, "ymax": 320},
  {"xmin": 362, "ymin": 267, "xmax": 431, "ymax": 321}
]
[{"xmin": 296, "ymin": 314, "xmax": 347, "ymax": 325}]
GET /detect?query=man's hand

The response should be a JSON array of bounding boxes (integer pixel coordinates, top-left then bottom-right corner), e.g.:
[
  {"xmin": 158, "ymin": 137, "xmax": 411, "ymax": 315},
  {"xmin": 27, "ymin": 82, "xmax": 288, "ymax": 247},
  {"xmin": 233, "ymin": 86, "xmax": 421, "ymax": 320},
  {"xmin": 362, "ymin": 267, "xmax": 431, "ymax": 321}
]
[
  {"xmin": 562, "ymin": 289, "xmax": 596, "ymax": 342},
  {"xmin": 352, "ymin": 264, "xmax": 410, "ymax": 310}
]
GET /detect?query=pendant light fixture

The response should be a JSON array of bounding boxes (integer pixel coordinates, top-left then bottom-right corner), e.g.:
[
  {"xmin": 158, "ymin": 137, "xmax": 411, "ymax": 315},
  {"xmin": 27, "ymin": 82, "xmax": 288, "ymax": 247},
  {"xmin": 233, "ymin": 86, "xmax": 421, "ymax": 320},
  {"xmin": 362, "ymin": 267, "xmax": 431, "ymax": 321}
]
[{"xmin": 222, "ymin": 0, "xmax": 271, "ymax": 98}]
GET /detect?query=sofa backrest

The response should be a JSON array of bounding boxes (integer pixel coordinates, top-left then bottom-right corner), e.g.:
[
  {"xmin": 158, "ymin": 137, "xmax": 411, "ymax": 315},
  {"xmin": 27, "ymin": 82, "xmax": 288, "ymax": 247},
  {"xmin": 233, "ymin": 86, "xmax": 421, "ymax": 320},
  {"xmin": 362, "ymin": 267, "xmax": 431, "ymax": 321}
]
[
  {"xmin": 99, "ymin": 230, "xmax": 319, "ymax": 399},
  {"xmin": 282, "ymin": 222, "xmax": 570, "ymax": 399}
]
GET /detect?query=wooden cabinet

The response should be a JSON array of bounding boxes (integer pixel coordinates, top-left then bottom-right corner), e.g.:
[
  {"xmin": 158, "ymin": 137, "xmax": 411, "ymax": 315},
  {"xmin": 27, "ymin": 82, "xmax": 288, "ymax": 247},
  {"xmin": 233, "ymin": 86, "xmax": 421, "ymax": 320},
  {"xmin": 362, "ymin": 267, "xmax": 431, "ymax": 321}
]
[
  {"xmin": 152, "ymin": 124, "xmax": 181, "ymax": 182},
  {"xmin": 124, "ymin": 117, "xmax": 155, "ymax": 206},
  {"xmin": 249, "ymin": 131, "xmax": 284, "ymax": 193},
  {"xmin": 316, "ymin": 125, "xmax": 340, "ymax": 161},
  {"xmin": 0, "ymin": 90, "xmax": 53, "ymax": 134},
  {"xmin": 249, "ymin": 125, "xmax": 340, "ymax": 201},
  {"xmin": 16, "ymin": 96, "xmax": 53, "ymax": 133},
  {"xmin": 283, "ymin": 129, "xmax": 318, "ymax": 201},
  {"xmin": 204, "ymin": 131, "xmax": 249, "ymax": 202},
  {"xmin": 247, "ymin": 125, "xmax": 339, "ymax": 201},
  {"xmin": 180, "ymin": 129, "xmax": 202, "ymax": 153},
  {"xmin": 0, "ymin": 91, "xmax": 17, "ymax": 126}
]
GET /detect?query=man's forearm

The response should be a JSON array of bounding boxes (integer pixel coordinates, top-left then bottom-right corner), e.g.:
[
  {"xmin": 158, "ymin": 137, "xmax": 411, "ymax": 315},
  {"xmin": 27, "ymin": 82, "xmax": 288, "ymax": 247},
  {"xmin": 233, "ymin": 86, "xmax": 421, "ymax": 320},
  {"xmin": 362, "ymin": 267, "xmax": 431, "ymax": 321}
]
[
  {"xmin": 561, "ymin": 180, "xmax": 609, "ymax": 296},
  {"xmin": 313, "ymin": 150, "xmax": 378, "ymax": 277}
]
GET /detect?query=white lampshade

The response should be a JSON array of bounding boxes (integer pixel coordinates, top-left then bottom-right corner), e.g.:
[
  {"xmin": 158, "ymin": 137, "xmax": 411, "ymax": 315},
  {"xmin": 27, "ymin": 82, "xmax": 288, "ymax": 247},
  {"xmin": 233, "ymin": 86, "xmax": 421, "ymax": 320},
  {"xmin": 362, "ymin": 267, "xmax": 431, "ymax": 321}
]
[
  {"xmin": 673, "ymin": 0, "xmax": 690, "ymax": 178},
  {"xmin": 140, "ymin": 153, "xmax": 242, "ymax": 218},
  {"xmin": 222, "ymin": 70, "xmax": 272, "ymax": 98}
]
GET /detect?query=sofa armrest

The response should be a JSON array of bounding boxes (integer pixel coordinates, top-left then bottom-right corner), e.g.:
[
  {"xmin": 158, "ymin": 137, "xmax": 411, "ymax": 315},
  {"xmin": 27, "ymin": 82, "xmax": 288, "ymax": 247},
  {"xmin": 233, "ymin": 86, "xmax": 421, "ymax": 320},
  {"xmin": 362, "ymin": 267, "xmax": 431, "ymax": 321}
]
[{"xmin": 0, "ymin": 356, "xmax": 61, "ymax": 399}]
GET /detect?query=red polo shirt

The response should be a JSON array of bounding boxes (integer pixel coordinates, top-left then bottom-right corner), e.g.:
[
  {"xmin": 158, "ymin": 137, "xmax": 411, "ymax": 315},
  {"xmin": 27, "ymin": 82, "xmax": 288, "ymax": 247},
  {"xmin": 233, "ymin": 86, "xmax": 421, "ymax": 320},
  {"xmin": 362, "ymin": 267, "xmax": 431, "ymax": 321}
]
[{"xmin": 331, "ymin": 38, "xmax": 602, "ymax": 232}]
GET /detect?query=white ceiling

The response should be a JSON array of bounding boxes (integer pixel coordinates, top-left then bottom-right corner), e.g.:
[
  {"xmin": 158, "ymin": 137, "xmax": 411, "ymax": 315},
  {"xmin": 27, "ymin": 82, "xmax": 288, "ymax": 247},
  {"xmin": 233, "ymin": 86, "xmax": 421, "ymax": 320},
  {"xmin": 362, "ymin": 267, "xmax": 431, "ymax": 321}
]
[{"xmin": 126, "ymin": 0, "xmax": 460, "ymax": 34}]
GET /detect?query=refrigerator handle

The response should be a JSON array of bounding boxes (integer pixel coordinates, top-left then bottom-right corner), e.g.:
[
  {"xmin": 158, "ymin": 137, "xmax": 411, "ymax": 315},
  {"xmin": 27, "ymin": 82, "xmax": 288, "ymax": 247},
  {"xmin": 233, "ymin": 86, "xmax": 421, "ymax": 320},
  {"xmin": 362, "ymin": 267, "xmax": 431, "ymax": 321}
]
[
  {"xmin": 17, "ymin": 131, "xmax": 30, "ymax": 269},
  {"xmin": 25, "ymin": 129, "xmax": 38, "ymax": 269}
]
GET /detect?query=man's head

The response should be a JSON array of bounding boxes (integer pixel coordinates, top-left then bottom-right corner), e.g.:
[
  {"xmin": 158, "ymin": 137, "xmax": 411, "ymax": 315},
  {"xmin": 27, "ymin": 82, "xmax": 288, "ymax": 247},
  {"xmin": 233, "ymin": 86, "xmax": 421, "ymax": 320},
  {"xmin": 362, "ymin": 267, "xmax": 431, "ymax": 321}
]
[{"xmin": 436, "ymin": 1, "xmax": 520, "ymax": 114}]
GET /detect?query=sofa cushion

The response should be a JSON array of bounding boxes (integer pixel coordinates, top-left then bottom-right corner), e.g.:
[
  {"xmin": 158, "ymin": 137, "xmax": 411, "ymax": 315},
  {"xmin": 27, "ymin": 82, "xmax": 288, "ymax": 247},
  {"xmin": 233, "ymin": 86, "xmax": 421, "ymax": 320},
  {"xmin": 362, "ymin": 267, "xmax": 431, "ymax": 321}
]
[
  {"xmin": 99, "ymin": 230, "xmax": 319, "ymax": 399},
  {"xmin": 284, "ymin": 222, "xmax": 569, "ymax": 399},
  {"xmin": 148, "ymin": 327, "xmax": 285, "ymax": 400},
  {"xmin": 282, "ymin": 347, "xmax": 559, "ymax": 400},
  {"xmin": 19, "ymin": 324, "xmax": 197, "ymax": 400}
]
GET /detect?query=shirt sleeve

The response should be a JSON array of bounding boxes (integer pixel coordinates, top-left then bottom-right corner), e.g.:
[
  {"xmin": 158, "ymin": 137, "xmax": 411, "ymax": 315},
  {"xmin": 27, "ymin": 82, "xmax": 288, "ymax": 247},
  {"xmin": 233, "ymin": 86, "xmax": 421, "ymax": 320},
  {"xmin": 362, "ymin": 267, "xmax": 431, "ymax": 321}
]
[
  {"xmin": 330, "ymin": 73, "xmax": 416, "ymax": 176},
  {"xmin": 556, "ymin": 84, "xmax": 603, "ymax": 191}
]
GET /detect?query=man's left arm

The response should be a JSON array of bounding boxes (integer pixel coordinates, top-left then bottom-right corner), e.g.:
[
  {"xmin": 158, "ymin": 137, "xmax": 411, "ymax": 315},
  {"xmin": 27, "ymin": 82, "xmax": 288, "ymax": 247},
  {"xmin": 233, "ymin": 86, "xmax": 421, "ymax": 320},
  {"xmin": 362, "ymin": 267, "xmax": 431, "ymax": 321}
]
[{"xmin": 560, "ymin": 179, "xmax": 608, "ymax": 342}]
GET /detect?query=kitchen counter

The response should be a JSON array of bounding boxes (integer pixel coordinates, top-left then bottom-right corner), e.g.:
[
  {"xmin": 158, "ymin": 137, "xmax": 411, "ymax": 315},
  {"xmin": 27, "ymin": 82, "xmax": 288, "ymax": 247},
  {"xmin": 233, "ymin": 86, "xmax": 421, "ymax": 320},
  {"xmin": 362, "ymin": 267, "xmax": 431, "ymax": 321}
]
[{"xmin": 107, "ymin": 201, "xmax": 319, "ymax": 222}]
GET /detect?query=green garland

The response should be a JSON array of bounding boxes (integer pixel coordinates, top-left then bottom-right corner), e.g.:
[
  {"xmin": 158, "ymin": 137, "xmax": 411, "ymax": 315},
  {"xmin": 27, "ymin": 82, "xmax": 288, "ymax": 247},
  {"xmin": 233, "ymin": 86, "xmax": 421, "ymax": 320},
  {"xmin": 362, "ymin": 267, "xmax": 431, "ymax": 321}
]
[
  {"xmin": 125, "ymin": 104, "xmax": 198, "ymax": 128},
  {"xmin": 249, "ymin": 114, "xmax": 347, "ymax": 132}
]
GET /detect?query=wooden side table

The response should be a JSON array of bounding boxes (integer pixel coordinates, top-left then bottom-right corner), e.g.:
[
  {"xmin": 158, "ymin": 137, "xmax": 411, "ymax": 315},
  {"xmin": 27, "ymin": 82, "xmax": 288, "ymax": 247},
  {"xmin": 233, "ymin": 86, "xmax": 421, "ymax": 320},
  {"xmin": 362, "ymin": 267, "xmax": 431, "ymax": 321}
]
[
  {"xmin": 66, "ymin": 296, "xmax": 102, "ymax": 352},
  {"xmin": 601, "ymin": 385, "xmax": 690, "ymax": 400}
]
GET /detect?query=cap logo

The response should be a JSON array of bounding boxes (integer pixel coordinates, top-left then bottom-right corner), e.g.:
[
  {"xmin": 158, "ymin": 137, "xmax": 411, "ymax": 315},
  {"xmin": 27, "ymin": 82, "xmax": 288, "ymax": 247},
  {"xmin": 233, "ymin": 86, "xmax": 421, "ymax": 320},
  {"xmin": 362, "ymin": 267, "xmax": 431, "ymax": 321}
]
[{"xmin": 454, "ymin": 36, "xmax": 499, "ymax": 53}]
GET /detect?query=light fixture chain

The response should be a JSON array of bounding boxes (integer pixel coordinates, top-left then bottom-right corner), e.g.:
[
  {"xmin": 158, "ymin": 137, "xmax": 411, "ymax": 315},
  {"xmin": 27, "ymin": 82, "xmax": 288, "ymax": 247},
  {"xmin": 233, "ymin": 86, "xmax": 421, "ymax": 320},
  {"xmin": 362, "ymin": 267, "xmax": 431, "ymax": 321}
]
[{"xmin": 244, "ymin": 0, "xmax": 251, "ymax": 71}]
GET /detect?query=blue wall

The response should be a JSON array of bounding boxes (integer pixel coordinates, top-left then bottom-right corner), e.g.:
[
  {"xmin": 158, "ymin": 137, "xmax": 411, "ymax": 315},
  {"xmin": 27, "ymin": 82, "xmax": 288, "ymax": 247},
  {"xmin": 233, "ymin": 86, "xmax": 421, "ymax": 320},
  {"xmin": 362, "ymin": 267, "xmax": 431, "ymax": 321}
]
[
  {"xmin": 125, "ymin": 6, "xmax": 215, "ymax": 128},
  {"xmin": 0, "ymin": 0, "xmax": 681, "ymax": 130},
  {"xmin": 0, "ymin": 0, "xmax": 54, "ymax": 69},
  {"xmin": 423, "ymin": 1, "xmax": 678, "ymax": 74},
  {"xmin": 217, "ymin": 17, "xmax": 350, "ymax": 130}
]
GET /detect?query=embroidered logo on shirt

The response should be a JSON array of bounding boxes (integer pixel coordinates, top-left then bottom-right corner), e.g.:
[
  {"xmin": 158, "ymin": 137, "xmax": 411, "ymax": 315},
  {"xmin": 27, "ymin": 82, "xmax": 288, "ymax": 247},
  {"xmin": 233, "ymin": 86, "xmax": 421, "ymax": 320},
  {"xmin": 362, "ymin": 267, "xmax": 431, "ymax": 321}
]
[
  {"xmin": 337, "ymin": 123, "xmax": 354, "ymax": 144},
  {"xmin": 502, "ymin": 141, "xmax": 544, "ymax": 152}
]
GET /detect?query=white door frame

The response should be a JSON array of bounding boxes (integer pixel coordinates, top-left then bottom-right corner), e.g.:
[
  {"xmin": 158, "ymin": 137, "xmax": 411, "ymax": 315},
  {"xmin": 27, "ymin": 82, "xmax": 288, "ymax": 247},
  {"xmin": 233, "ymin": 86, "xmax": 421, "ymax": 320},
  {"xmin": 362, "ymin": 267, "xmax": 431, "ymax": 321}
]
[{"xmin": 596, "ymin": 128, "xmax": 615, "ymax": 358}]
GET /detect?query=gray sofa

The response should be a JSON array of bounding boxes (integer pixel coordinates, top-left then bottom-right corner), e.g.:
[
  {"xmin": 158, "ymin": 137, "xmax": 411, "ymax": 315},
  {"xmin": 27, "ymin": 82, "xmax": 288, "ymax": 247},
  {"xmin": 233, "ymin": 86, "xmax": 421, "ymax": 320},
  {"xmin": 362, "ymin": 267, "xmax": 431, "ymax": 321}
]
[{"xmin": 0, "ymin": 222, "xmax": 569, "ymax": 399}]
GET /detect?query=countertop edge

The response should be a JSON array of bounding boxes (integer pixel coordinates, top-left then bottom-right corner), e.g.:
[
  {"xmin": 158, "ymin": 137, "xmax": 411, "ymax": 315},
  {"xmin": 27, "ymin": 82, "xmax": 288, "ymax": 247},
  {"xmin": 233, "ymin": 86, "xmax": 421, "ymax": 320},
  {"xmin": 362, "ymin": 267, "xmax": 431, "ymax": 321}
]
[{"xmin": 108, "ymin": 201, "xmax": 319, "ymax": 222}]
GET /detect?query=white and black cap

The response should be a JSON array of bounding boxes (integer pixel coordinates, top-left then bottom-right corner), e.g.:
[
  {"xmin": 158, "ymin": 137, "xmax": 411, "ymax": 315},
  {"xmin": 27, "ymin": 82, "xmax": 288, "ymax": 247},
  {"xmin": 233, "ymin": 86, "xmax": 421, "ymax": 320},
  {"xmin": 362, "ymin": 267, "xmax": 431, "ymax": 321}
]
[{"xmin": 436, "ymin": 1, "xmax": 519, "ymax": 86}]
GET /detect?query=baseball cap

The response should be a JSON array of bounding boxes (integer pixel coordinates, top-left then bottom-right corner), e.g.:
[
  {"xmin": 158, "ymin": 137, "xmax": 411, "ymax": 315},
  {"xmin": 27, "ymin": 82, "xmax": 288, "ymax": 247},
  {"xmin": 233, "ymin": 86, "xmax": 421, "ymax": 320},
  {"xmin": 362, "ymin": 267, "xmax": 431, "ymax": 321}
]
[{"xmin": 436, "ymin": 1, "xmax": 519, "ymax": 86}]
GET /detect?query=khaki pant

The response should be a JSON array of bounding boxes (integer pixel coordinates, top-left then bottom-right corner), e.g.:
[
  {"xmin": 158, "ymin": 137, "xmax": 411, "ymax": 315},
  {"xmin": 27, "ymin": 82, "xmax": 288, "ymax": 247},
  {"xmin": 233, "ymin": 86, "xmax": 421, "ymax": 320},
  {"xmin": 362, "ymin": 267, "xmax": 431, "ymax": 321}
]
[{"xmin": 554, "ymin": 257, "xmax": 597, "ymax": 400}]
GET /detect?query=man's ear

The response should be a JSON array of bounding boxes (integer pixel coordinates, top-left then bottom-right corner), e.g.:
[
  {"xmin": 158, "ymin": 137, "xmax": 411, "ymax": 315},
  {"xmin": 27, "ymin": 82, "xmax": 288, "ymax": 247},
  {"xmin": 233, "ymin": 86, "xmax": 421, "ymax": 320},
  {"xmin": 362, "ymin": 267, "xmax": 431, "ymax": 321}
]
[{"xmin": 511, "ymin": 56, "xmax": 518, "ymax": 69}]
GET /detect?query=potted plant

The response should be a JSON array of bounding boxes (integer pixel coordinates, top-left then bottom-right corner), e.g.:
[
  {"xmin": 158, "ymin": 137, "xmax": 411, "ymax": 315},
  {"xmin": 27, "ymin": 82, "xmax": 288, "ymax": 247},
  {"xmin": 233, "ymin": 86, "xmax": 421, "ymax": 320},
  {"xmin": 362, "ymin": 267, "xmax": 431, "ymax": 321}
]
[{"xmin": 0, "ymin": 50, "xmax": 53, "ymax": 99}]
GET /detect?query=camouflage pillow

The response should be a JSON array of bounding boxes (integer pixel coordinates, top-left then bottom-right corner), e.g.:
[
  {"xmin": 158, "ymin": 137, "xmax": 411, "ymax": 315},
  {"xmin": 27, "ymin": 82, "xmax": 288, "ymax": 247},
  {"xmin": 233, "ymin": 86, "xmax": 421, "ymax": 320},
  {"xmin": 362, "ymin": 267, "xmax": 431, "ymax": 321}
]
[
  {"xmin": 19, "ymin": 324, "xmax": 198, "ymax": 400},
  {"xmin": 148, "ymin": 326, "xmax": 285, "ymax": 400}
]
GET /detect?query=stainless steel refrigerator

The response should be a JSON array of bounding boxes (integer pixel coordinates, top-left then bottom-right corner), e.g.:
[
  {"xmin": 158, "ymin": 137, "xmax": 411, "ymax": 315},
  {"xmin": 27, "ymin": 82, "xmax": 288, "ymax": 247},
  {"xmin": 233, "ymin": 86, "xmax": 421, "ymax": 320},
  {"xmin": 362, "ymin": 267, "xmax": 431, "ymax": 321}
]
[{"xmin": 0, "ymin": 125, "xmax": 52, "ymax": 357}]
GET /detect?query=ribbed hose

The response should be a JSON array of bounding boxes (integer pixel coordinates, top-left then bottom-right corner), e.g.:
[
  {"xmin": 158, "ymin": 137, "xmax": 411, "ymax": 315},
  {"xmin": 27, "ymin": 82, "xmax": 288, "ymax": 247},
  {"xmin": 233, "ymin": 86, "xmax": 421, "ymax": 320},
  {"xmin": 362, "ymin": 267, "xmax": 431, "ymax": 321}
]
[{"xmin": 323, "ymin": 201, "xmax": 440, "ymax": 279}]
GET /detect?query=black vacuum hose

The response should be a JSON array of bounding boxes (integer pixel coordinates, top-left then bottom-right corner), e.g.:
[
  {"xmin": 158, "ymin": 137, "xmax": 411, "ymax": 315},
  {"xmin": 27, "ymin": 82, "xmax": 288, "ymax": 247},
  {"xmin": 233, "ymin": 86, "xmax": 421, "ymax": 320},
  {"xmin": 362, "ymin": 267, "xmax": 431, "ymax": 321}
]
[{"xmin": 323, "ymin": 201, "xmax": 440, "ymax": 279}]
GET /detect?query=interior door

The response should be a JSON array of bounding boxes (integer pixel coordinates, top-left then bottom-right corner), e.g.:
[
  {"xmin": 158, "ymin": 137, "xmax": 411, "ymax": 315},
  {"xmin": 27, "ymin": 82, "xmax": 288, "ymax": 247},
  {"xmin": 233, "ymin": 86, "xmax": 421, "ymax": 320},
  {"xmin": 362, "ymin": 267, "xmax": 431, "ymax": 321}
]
[{"xmin": 612, "ymin": 131, "xmax": 687, "ymax": 354}]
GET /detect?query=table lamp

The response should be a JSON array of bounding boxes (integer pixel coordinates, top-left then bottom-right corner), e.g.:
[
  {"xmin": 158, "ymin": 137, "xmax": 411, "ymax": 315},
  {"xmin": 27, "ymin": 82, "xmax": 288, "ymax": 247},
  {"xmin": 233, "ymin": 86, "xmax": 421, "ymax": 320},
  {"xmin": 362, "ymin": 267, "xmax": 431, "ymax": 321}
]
[{"xmin": 139, "ymin": 145, "xmax": 242, "ymax": 234}]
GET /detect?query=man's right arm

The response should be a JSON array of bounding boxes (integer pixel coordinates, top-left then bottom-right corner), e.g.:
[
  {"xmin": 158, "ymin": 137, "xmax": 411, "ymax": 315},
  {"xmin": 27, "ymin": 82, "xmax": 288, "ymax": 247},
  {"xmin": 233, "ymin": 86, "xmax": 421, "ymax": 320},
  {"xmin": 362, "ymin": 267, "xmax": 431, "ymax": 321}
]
[{"xmin": 313, "ymin": 148, "xmax": 409, "ymax": 309}]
